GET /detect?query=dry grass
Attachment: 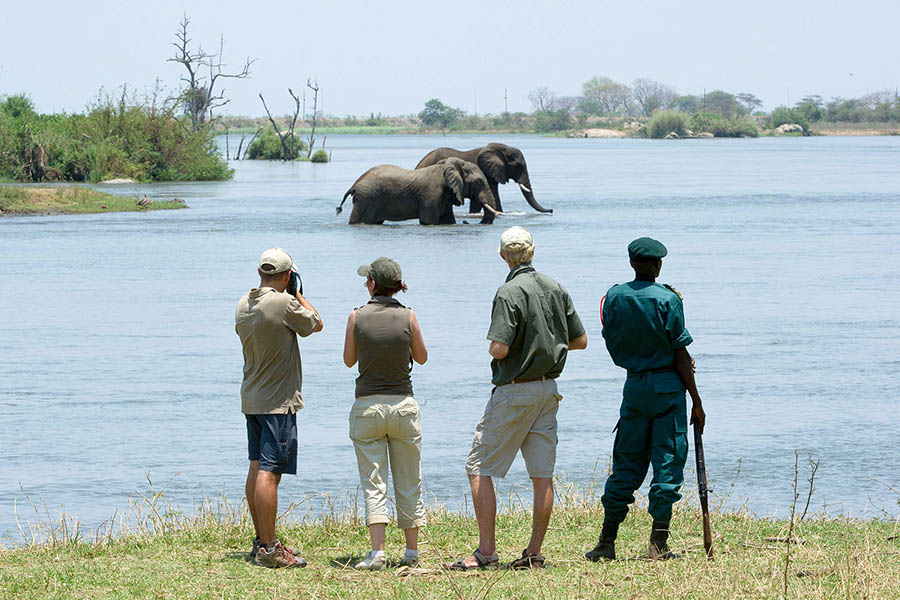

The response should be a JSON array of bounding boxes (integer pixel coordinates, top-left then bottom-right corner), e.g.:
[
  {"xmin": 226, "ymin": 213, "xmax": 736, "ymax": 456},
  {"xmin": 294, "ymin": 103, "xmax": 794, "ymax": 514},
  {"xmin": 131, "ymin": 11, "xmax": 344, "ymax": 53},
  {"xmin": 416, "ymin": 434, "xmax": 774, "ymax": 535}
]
[{"xmin": 1, "ymin": 475, "xmax": 898, "ymax": 599}]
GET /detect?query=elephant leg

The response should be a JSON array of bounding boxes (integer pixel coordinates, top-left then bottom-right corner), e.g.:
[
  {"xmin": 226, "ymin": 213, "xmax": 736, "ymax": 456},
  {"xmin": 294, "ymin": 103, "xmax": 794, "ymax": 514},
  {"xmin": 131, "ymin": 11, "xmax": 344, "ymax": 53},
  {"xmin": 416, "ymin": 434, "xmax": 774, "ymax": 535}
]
[
  {"xmin": 489, "ymin": 180, "xmax": 504, "ymax": 213},
  {"xmin": 437, "ymin": 206, "xmax": 456, "ymax": 225},
  {"xmin": 348, "ymin": 202, "xmax": 362, "ymax": 224},
  {"xmin": 479, "ymin": 210, "xmax": 496, "ymax": 225}
]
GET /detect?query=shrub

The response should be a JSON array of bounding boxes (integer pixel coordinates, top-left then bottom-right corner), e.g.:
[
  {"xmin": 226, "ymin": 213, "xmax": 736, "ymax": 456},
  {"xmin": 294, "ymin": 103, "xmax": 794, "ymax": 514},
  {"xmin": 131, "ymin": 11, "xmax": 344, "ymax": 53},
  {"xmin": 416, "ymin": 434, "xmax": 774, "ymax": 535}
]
[
  {"xmin": 310, "ymin": 149, "xmax": 329, "ymax": 163},
  {"xmin": 647, "ymin": 111, "xmax": 688, "ymax": 138},
  {"xmin": 246, "ymin": 129, "xmax": 308, "ymax": 160},
  {"xmin": 769, "ymin": 106, "xmax": 809, "ymax": 132},
  {"xmin": 533, "ymin": 109, "xmax": 572, "ymax": 132},
  {"xmin": 688, "ymin": 112, "xmax": 758, "ymax": 137},
  {"xmin": 0, "ymin": 90, "xmax": 232, "ymax": 182}
]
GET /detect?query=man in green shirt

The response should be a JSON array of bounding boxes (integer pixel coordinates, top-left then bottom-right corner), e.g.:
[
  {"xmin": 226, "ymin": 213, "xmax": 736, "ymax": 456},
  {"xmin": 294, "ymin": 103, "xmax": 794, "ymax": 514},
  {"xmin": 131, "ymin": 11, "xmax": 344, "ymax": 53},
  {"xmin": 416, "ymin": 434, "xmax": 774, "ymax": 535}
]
[
  {"xmin": 451, "ymin": 226, "xmax": 588, "ymax": 570},
  {"xmin": 585, "ymin": 237, "xmax": 705, "ymax": 562}
]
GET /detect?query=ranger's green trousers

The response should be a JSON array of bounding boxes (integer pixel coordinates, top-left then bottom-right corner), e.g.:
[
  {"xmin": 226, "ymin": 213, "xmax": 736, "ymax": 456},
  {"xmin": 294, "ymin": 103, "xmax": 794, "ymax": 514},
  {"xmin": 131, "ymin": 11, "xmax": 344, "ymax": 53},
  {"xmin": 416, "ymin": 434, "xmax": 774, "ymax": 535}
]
[{"xmin": 601, "ymin": 371, "xmax": 688, "ymax": 524}]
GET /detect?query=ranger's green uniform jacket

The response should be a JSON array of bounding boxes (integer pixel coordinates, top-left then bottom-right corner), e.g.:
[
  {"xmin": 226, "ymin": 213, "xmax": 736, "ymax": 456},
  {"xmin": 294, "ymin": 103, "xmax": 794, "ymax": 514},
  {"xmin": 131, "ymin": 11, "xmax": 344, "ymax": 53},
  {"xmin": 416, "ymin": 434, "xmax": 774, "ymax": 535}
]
[{"xmin": 600, "ymin": 277, "xmax": 692, "ymax": 524}]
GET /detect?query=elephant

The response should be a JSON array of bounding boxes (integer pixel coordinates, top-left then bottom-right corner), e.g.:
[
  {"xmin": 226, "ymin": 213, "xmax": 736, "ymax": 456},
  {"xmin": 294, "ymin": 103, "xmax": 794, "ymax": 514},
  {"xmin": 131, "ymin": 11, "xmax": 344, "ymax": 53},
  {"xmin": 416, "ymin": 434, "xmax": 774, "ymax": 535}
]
[
  {"xmin": 415, "ymin": 142, "xmax": 552, "ymax": 224},
  {"xmin": 336, "ymin": 157, "xmax": 500, "ymax": 225}
]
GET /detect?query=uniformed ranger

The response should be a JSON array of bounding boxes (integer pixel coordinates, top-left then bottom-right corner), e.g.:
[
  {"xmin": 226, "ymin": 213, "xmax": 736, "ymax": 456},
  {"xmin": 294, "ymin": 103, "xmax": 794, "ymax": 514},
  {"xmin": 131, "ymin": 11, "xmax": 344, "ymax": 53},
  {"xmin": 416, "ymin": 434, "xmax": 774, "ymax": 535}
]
[{"xmin": 585, "ymin": 237, "xmax": 705, "ymax": 561}]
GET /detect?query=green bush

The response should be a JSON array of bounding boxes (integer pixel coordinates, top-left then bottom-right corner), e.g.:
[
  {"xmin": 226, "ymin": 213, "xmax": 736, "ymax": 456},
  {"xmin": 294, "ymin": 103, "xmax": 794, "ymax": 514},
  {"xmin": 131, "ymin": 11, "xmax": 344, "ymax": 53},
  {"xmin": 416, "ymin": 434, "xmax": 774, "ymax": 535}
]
[
  {"xmin": 245, "ymin": 129, "xmax": 308, "ymax": 160},
  {"xmin": 310, "ymin": 149, "xmax": 329, "ymax": 163},
  {"xmin": 533, "ymin": 109, "xmax": 572, "ymax": 132},
  {"xmin": 0, "ymin": 90, "xmax": 232, "ymax": 182},
  {"xmin": 688, "ymin": 112, "xmax": 758, "ymax": 137},
  {"xmin": 647, "ymin": 110, "xmax": 688, "ymax": 138},
  {"xmin": 769, "ymin": 106, "xmax": 809, "ymax": 132}
]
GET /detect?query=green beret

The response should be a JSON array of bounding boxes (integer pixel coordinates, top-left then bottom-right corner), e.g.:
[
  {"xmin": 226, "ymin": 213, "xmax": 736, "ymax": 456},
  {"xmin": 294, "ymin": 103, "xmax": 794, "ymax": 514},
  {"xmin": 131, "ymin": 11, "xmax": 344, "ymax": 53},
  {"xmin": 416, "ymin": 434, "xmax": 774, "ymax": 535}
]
[{"xmin": 628, "ymin": 237, "xmax": 668, "ymax": 260}]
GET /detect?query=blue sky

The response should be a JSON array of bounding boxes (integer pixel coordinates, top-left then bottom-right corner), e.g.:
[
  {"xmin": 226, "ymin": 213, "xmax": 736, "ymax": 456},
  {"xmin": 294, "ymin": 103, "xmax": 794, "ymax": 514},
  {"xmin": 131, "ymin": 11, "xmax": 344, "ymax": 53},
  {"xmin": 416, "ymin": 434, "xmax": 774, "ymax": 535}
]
[{"xmin": 1, "ymin": 0, "xmax": 897, "ymax": 116}]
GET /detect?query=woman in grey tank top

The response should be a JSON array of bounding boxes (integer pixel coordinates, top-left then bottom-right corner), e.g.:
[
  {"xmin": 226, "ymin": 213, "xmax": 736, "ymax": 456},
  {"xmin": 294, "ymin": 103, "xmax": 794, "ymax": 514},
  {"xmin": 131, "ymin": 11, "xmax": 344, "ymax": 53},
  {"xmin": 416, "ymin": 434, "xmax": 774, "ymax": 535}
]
[{"xmin": 342, "ymin": 257, "xmax": 428, "ymax": 571}]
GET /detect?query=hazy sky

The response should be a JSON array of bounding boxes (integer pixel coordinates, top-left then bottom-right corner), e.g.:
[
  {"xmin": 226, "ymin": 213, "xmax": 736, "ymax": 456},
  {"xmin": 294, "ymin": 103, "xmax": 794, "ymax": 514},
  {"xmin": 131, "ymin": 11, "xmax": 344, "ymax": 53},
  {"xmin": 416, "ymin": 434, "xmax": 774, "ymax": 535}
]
[{"xmin": 2, "ymin": 0, "xmax": 898, "ymax": 116}]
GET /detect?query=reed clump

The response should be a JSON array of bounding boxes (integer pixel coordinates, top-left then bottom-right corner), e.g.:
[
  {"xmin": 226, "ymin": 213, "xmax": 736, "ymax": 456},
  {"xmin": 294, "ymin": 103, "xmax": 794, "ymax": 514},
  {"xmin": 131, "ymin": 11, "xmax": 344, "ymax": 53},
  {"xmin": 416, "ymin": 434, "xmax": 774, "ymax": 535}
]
[{"xmin": 1, "ymin": 474, "xmax": 897, "ymax": 600}]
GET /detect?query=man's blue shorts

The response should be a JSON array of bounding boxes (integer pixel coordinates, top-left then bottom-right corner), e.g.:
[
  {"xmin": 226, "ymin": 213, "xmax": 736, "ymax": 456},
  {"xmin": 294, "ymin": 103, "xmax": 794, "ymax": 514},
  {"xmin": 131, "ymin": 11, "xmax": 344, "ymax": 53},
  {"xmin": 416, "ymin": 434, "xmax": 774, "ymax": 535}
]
[{"xmin": 246, "ymin": 412, "xmax": 298, "ymax": 475}]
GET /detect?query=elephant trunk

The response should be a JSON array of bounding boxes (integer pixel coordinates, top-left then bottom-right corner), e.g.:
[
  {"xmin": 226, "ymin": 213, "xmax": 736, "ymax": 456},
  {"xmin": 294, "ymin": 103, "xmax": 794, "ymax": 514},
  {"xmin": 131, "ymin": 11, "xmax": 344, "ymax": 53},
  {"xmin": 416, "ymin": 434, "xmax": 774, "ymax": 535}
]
[{"xmin": 517, "ymin": 173, "xmax": 552, "ymax": 213}]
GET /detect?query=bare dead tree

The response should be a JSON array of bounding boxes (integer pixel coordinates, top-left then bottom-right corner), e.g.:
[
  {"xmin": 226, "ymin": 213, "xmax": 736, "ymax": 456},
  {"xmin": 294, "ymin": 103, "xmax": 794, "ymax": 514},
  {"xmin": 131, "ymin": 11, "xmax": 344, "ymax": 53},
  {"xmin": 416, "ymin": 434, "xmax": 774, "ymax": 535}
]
[
  {"xmin": 259, "ymin": 94, "xmax": 290, "ymax": 160},
  {"xmin": 258, "ymin": 89, "xmax": 302, "ymax": 161},
  {"xmin": 168, "ymin": 14, "xmax": 254, "ymax": 130},
  {"xmin": 240, "ymin": 128, "xmax": 262, "ymax": 160},
  {"xmin": 306, "ymin": 78, "xmax": 319, "ymax": 159}
]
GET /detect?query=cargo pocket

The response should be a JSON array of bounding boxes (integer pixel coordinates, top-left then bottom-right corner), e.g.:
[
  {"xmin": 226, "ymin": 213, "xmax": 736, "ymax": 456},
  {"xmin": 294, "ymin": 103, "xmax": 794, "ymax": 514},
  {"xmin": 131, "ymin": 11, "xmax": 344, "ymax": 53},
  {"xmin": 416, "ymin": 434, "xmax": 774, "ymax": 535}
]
[
  {"xmin": 349, "ymin": 405, "xmax": 381, "ymax": 441},
  {"xmin": 396, "ymin": 398, "xmax": 421, "ymax": 439}
]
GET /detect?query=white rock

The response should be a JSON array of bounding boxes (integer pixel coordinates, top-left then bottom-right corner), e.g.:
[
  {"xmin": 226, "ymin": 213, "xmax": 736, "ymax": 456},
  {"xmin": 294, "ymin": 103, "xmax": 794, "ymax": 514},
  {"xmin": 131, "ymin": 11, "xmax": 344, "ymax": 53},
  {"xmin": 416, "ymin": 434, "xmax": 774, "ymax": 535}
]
[
  {"xmin": 775, "ymin": 123, "xmax": 804, "ymax": 134},
  {"xmin": 98, "ymin": 178, "xmax": 137, "ymax": 184}
]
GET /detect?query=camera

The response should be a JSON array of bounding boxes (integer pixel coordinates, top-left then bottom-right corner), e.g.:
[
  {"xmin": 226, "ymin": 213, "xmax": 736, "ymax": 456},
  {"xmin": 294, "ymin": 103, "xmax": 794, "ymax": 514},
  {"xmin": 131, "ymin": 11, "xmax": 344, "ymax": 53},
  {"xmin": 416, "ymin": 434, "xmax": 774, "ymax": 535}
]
[{"xmin": 287, "ymin": 264, "xmax": 303, "ymax": 296}]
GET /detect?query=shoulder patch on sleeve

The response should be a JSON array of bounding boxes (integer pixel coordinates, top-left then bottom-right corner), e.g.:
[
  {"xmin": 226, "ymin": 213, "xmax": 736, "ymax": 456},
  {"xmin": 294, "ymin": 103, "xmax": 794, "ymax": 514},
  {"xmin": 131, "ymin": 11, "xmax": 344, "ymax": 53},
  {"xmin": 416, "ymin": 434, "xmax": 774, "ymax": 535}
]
[{"xmin": 664, "ymin": 284, "xmax": 683, "ymax": 300}]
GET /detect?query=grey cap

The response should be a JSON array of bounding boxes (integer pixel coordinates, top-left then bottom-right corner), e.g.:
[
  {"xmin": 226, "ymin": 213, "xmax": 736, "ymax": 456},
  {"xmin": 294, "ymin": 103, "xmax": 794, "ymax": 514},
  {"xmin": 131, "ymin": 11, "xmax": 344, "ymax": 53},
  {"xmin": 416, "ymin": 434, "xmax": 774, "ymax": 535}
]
[{"xmin": 357, "ymin": 257, "xmax": 403, "ymax": 290}]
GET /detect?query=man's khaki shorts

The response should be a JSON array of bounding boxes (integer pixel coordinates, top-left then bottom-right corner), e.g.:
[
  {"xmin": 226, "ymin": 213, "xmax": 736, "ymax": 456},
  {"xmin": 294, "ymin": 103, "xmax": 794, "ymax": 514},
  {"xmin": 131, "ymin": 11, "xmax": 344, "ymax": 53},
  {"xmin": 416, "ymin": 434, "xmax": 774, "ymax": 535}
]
[{"xmin": 465, "ymin": 379, "xmax": 561, "ymax": 479}]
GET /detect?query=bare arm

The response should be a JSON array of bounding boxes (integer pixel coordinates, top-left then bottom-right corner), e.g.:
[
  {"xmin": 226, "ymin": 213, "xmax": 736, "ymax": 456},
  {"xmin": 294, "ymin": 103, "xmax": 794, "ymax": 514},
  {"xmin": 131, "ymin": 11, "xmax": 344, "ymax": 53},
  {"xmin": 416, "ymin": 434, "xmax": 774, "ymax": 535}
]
[
  {"xmin": 409, "ymin": 310, "xmax": 428, "ymax": 365},
  {"xmin": 568, "ymin": 332, "xmax": 588, "ymax": 350},
  {"xmin": 489, "ymin": 340, "xmax": 509, "ymax": 359},
  {"xmin": 297, "ymin": 293, "xmax": 324, "ymax": 333},
  {"xmin": 675, "ymin": 347, "xmax": 705, "ymax": 433},
  {"xmin": 342, "ymin": 311, "xmax": 357, "ymax": 367}
]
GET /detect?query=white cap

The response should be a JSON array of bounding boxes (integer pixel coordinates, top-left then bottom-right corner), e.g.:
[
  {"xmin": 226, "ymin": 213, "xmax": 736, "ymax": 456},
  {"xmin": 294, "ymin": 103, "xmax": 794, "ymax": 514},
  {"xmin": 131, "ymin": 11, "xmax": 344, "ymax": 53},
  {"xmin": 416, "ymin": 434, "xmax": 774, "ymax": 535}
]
[
  {"xmin": 499, "ymin": 226, "xmax": 534, "ymax": 252},
  {"xmin": 258, "ymin": 248, "xmax": 293, "ymax": 274}
]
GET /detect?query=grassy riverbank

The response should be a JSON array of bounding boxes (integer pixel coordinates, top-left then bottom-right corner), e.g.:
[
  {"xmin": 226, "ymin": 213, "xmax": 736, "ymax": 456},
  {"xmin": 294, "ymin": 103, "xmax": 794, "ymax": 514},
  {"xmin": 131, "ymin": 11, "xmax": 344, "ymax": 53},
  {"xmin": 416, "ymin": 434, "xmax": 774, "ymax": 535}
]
[
  {"xmin": 1, "ymin": 487, "xmax": 897, "ymax": 599},
  {"xmin": 0, "ymin": 186, "xmax": 187, "ymax": 216}
]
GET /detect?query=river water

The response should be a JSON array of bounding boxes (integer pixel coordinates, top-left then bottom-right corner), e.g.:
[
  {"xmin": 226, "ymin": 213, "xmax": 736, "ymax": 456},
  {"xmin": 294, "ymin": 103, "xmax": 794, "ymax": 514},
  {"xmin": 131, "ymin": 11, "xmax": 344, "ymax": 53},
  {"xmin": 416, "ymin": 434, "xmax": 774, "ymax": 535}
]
[{"xmin": 1, "ymin": 134, "xmax": 898, "ymax": 539}]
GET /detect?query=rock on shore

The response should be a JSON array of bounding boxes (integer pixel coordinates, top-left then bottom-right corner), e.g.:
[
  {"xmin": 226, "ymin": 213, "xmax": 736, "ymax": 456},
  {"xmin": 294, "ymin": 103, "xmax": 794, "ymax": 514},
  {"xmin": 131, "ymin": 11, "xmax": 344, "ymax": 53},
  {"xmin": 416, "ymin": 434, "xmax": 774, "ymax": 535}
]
[{"xmin": 568, "ymin": 128, "xmax": 627, "ymax": 138}]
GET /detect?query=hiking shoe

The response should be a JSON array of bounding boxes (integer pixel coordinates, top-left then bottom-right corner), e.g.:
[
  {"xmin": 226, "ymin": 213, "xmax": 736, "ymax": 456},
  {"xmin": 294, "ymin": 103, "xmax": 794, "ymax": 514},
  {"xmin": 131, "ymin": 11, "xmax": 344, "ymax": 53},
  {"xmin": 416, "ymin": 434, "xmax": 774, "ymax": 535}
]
[
  {"xmin": 398, "ymin": 553, "xmax": 420, "ymax": 568},
  {"xmin": 255, "ymin": 541, "xmax": 307, "ymax": 568},
  {"xmin": 585, "ymin": 539, "xmax": 616, "ymax": 561},
  {"xmin": 506, "ymin": 549, "xmax": 545, "ymax": 569},
  {"xmin": 354, "ymin": 551, "xmax": 387, "ymax": 571},
  {"xmin": 250, "ymin": 537, "xmax": 296, "ymax": 559}
]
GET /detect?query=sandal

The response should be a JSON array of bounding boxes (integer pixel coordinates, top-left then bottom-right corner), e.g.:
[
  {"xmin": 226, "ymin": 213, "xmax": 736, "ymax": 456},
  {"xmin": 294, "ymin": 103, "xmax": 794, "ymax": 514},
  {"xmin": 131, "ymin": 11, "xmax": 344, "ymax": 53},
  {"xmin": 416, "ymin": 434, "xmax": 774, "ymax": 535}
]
[
  {"xmin": 447, "ymin": 548, "xmax": 500, "ymax": 570},
  {"xmin": 506, "ymin": 549, "xmax": 545, "ymax": 570}
]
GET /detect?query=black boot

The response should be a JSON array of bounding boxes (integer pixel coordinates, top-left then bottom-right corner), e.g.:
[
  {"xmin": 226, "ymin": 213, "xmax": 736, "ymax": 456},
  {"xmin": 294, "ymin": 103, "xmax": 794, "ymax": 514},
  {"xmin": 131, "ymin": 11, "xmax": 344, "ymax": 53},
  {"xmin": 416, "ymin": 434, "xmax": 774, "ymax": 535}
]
[
  {"xmin": 585, "ymin": 520, "xmax": 618, "ymax": 561},
  {"xmin": 648, "ymin": 520, "xmax": 680, "ymax": 560}
]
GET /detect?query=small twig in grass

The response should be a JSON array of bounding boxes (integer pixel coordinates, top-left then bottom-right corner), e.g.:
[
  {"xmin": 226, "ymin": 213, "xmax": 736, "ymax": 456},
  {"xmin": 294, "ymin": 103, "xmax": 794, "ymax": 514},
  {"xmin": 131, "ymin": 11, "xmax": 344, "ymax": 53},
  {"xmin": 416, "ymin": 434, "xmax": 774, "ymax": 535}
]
[
  {"xmin": 799, "ymin": 455, "xmax": 819, "ymax": 522},
  {"xmin": 783, "ymin": 450, "xmax": 800, "ymax": 599}
]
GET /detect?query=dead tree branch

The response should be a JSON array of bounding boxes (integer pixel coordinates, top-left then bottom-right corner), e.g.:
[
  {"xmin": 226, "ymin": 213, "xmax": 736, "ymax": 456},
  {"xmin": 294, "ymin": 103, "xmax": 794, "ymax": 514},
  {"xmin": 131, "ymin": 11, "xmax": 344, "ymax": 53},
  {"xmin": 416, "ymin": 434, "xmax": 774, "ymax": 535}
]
[{"xmin": 306, "ymin": 77, "xmax": 319, "ymax": 159}]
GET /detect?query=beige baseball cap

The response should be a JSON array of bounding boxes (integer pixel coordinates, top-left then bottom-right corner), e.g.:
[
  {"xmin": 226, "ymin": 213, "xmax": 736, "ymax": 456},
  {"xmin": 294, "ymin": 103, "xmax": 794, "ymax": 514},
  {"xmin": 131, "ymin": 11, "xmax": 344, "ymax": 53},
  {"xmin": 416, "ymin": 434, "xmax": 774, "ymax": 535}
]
[
  {"xmin": 258, "ymin": 248, "xmax": 293, "ymax": 275},
  {"xmin": 499, "ymin": 226, "xmax": 534, "ymax": 252}
]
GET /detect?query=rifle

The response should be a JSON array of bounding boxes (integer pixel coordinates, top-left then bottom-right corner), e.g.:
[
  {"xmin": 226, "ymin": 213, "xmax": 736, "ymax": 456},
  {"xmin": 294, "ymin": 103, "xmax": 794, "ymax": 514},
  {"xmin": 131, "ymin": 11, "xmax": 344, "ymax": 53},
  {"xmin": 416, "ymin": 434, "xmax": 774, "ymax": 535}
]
[{"xmin": 694, "ymin": 423, "xmax": 714, "ymax": 558}]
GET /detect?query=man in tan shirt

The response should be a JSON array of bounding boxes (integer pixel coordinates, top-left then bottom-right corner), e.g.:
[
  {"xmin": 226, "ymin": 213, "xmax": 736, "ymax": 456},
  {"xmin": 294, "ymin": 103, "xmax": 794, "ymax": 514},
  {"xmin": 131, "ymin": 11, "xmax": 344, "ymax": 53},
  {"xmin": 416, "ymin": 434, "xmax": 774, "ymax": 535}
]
[{"xmin": 235, "ymin": 248, "xmax": 323, "ymax": 568}]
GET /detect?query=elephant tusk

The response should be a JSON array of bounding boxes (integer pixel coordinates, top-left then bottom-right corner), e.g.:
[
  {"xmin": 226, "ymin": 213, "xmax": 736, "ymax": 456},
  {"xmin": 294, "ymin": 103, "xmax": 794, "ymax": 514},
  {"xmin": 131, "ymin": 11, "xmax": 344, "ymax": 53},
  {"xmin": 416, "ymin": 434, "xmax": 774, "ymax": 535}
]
[
  {"xmin": 519, "ymin": 183, "xmax": 532, "ymax": 193},
  {"xmin": 483, "ymin": 204, "xmax": 505, "ymax": 216}
]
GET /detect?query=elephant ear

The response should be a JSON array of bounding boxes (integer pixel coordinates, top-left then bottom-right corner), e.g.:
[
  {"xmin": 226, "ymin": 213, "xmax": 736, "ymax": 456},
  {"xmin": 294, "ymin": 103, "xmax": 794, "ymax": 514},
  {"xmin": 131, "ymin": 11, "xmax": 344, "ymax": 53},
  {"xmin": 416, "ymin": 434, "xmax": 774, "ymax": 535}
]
[
  {"xmin": 477, "ymin": 149, "xmax": 508, "ymax": 184},
  {"xmin": 442, "ymin": 160, "xmax": 465, "ymax": 206}
]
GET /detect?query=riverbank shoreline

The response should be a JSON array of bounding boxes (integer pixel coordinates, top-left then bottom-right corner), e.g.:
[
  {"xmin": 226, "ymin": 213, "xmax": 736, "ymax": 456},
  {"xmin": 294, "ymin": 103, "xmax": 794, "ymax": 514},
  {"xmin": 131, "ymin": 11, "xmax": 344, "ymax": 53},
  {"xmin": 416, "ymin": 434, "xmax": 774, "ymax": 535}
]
[
  {"xmin": 0, "ymin": 186, "xmax": 187, "ymax": 216},
  {"xmin": 1, "ymin": 490, "xmax": 896, "ymax": 599}
]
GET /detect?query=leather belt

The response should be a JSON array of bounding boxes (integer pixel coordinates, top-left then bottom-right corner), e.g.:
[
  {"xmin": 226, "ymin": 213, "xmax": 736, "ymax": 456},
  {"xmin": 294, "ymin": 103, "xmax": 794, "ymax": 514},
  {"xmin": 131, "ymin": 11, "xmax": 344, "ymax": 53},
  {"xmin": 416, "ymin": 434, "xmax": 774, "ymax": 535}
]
[{"xmin": 499, "ymin": 375, "xmax": 553, "ymax": 386}]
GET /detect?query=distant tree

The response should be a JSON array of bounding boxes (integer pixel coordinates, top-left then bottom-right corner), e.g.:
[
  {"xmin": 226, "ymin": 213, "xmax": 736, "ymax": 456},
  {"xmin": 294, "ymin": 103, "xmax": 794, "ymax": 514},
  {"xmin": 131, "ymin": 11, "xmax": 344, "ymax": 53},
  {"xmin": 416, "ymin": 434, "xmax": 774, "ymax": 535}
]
[
  {"xmin": 168, "ymin": 14, "xmax": 254, "ymax": 131},
  {"xmin": 555, "ymin": 95, "xmax": 579, "ymax": 115},
  {"xmin": 418, "ymin": 98, "xmax": 462, "ymax": 133},
  {"xmin": 527, "ymin": 86, "xmax": 557, "ymax": 112},
  {"xmin": 0, "ymin": 94, "xmax": 36, "ymax": 118},
  {"xmin": 631, "ymin": 78, "xmax": 677, "ymax": 117},
  {"xmin": 581, "ymin": 76, "xmax": 630, "ymax": 116},
  {"xmin": 672, "ymin": 95, "xmax": 702, "ymax": 113},
  {"xmin": 794, "ymin": 95, "xmax": 824, "ymax": 122},
  {"xmin": 703, "ymin": 90, "xmax": 744, "ymax": 118},
  {"xmin": 736, "ymin": 93, "xmax": 763, "ymax": 115}
]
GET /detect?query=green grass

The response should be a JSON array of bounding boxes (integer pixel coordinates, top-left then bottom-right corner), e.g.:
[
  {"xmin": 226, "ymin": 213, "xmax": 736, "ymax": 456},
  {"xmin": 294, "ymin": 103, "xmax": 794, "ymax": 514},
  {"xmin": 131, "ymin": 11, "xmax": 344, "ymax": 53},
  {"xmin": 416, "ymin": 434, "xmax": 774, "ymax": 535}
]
[
  {"xmin": 1, "ymin": 481, "xmax": 897, "ymax": 599},
  {"xmin": 0, "ymin": 186, "xmax": 187, "ymax": 216}
]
